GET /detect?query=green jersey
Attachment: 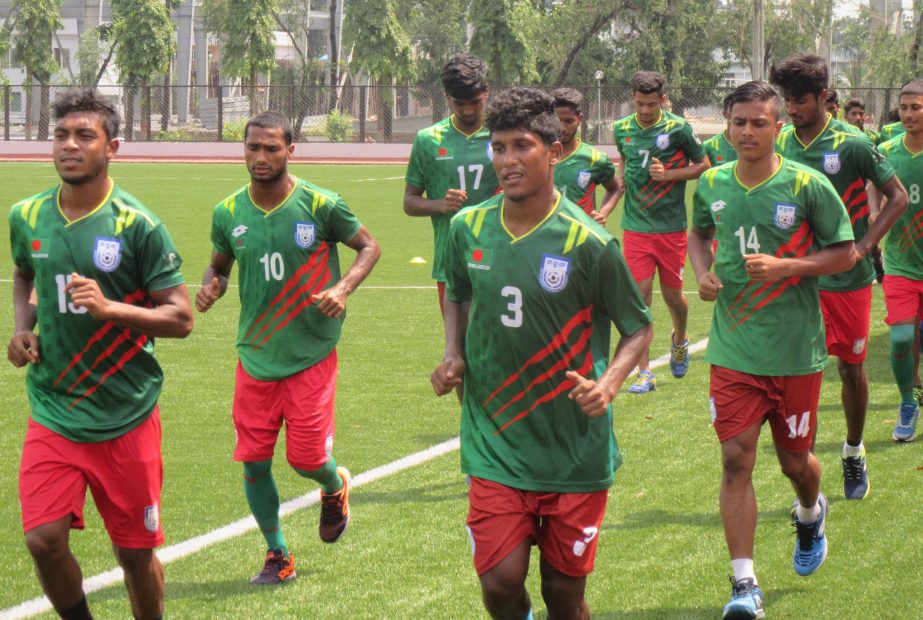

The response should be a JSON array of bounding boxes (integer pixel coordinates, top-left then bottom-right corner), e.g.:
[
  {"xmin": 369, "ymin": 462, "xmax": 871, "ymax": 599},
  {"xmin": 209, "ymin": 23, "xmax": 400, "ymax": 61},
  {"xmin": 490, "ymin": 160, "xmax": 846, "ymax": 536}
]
[
  {"xmin": 703, "ymin": 131, "xmax": 737, "ymax": 166},
  {"xmin": 614, "ymin": 110, "xmax": 707, "ymax": 233},
  {"xmin": 776, "ymin": 115, "xmax": 896, "ymax": 291},
  {"xmin": 863, "ymin": 127, "xmax": 881, "ymax": 144},
  {"xmin": 878, "ymin": 121, "xmax": 905, "ymax": 145},
  {"xmin": 444, "ymin": 194, "xmax": 652, "ymax": 492},
  {"xmin": 553, "ymin": 140, "xmax": 616, "ymax": 214},
  {"xmin": 406, "ymin": 116, "xmax": 499, "ymax": 281},
  {"xmin": 8, "ymin": 183, "xmax": 185, "ymax": 442},
  {"xmin": 693, "ymin": 159, "xmax": 854, "ymax": 375},
  {"xmin": 879, "ymin": 136, "xmax": 923, "ymax": 279},
  {"xmin": 211, "ymin": 178, "xmax": 361, "ymax": 381}
]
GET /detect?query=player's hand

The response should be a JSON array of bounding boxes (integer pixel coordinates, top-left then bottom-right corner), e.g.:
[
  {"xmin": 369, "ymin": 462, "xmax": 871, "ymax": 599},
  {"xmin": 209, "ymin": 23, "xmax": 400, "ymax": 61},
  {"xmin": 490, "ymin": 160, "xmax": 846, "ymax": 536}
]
[
  {"xmin": 195, "ymin": 277, "xmax": 222, "ymax": 313},
  {"xmin": 314, "ymin": 284, "xmax": 349, "ymax": 319},
  {"xmin": 566, "ymin": 370, "xmax": 613, "ymax": 417},
  {"xmin": 649, "ymin": 157, "xmax": 666, "ymax": 181},
  {"xmin": 441, "ymin": 189, "xmax": 468, "ymax": 214},
  {"xmin": 697, "ymin": 272, "xmax": 723, "ymax": 301},
  {"xmin": 7, "ymin": 331, "xmax": 39, "ymax": 367},
  {"xmin": 432, "ymin": 357, "xmax": 465, "ymax": 396},
  {"xmin": 743, "ymin": 253, "xmax": 789, "ymax": 282},
  {"xmin": 64, "ymin": 273, "xmax": 111, "ymax": 319},
  {"xmin": 591, "ymin": 210, "xmax": 607, "ymax": 226}
]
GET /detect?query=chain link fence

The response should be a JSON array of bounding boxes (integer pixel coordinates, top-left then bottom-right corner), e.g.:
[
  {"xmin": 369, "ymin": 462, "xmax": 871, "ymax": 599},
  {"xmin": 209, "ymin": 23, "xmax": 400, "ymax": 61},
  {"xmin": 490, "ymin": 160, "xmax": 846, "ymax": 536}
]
[{"xmin": 0, "ymin": 83, "xmax": 905, "ymax": 144}]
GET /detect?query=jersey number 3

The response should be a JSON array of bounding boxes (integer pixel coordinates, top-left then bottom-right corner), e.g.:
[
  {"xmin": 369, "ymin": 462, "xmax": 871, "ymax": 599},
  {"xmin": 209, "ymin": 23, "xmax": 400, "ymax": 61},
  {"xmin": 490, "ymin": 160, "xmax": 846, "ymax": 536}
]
[{"xmin": 500, "ymin": 286, "xmax": 522, "ymax": 328}]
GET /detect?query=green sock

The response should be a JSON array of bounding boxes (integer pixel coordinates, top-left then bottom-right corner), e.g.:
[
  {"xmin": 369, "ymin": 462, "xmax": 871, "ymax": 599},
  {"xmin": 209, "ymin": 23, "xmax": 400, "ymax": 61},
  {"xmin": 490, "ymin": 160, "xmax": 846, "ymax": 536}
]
[
  {"xmin": 890, "ymin": 324, "xmax": 917, "ymax": 404},
  {"xmin": 242, "ymin": 460, "xmax": 288, "ymax": 555},
  {"xmin": 294, "ymin": 457, "xmax": 342, "ymax": 494}
]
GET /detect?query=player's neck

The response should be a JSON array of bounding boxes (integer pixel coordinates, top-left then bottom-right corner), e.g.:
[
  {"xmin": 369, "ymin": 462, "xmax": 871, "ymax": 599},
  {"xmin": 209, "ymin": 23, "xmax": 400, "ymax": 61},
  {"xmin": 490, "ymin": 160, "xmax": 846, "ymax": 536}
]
[
  {"xmin": 452, "ymin": 115, "xmax": 483, "ymax": 136},
  {"xmin": 735, "ymin": 153, "xmax": 780, "ymax": 188},
  {"xmin": 561, "ymin": 137, "xmax": 580, "ymax": 157},
  {"xmin": 250, "ymin": 173, "xmax": 296, "ymax": 211},
  {"xmin": 905, "ymin": 130, "xmax": 923, "ymax": 153},
  {"xmin": 503, "ymin": 187, "xmax": 558, "ymax": 237},
  {"xmin": 59, "ymin": 174, "xmax": 113, "ymax": 220},
  {"xmin": 794, "ymin": 113, "xmax": 828, "ymax": 145}
]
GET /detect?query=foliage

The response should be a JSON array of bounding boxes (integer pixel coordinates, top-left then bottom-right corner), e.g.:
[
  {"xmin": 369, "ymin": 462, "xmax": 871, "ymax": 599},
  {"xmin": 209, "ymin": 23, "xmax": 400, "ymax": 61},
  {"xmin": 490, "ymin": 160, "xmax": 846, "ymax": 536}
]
[
  {"xmin": 0, "ymin": 0, "xmax": 62, "ymax": 83},
  {"xmin": 222, "ymin": 118, "xmax": 248, "ymax": 142},
  {"xmin": 468, "ymin": 0, "xmax": 538, "ymax": 85},
  {"xmin": 202, "ymin": 0, "xmax": 278, "ymax": 80},
  {"xmin": 397, "ymin": 0, "xmax": 467, "ymax": 86},
  {"xmin": 344, "ymin": 0, "xmax": 416, "ymax": 85},
  {"xmin": 325, "ymin": 108, "xmax": 353, "ymax": 142},
  {"xmin": 111, "ymin": 0, "xmax": 175, "ymax": 85}
]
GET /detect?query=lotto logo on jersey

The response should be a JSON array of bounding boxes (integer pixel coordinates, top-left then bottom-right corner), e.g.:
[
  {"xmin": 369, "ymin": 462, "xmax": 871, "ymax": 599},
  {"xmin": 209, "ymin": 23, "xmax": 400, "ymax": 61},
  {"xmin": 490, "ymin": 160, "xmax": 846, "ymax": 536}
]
[
  {"xmin": 823, "ymin": 152, "xmax": 841, "ymax": 174},
  {"xmin": 774, "ymin": 203, "xmax": 797, "ymax": 230},
  {"xmin": 93, "ymin": 237, "xmax": 122, "ymax": 272},
  {"xmin": 539, "ymin": 254, "xmax": 571, "ymax": 293},
  {"xmin": 295, "ymin": 222, "xmax": 316, "ymax": 249},
  {"xmin": 655, "ymin": 133, "xmax": 670, "ymax": 150},
  {"xmin": 144, "ymin": 503, "xmax": 159, "ymax": 533},
  {"xmin": 577, "ymin": 170, "xmax": 592, "ymax": 189}
]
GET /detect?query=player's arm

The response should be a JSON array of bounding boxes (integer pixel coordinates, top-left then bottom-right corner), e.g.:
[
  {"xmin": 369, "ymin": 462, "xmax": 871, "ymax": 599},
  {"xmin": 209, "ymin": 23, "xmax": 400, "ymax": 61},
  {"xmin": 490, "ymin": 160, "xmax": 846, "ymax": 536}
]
[
  {"xmin": 64, "ymin": 276, "xmax": 194, "ymax": 338},
  {"xmin": 595, "ymin": 173, "xmax": 625, "ymax": 223},
  {"xmin": 432, "ymin": 298, "xmax": 468, "ymax": 396},
  {"xmin": 8, "ymin": 266, "xmax": 39, "ymax": 366},
  {"xmin": 314, "ymin": 226, "xmax": 381, "ymax": 319},
  {"xmin": 855, "ymin": 175, "xmax": 908, "ymax": 259},
  {"xmin": 650, "ymin": 155, "xmax": 710, "ymax": 183},
  {"xmin": 403, "ymin": 183, "xmax": 467, "ymax": 217},
  {"xmin": 196, "ymin": 250, "xmax": 234, "ymax": 313},
  {"xmin": 743, "ymin": 240, "xmax": 856, "ymax": 282},
  {"xmin": 688, "ymin": 225, "xmax": 722, "ymax": 301}
]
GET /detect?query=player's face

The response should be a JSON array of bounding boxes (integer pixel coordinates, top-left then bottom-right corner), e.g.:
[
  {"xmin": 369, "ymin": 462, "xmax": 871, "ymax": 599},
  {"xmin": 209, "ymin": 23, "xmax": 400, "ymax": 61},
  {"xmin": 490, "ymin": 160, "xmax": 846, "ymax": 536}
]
[
  {"xmin": 448, "ymin": 91, "xmax": 489, "ymax": 131},
  {"xmin": 631, "ymin": 91, "xmax": 664, "ymax": 126},
  {"xmin": 845, "ymin": 107, "xmax": 865, "ymax": 128},
  {"xmin": 490, "ymin": 128, "xmax": 561, "ymax": 203},
  {"xmin": 825, "ymin": 102, "xmax": 839, "ymax": 117},
  {"xmin": 782, "ymin": 91, "xmax": 825, "ymax": 128},
  {"xmin": 52, "ymin": 112, "xmax": 116, "ymax": 186},
  {"xmin": 899, "ymin": 94, "xmax": 923, "ymax": 136},
  {"xmin": 729, "ymin": 100, "xmax": 782, "ymax": 163},
  {"xmin": 554, "ymin": 106, "xmax": 582, "ymax": 146},
  {"xmin": 244, "ymin": 126, "xmax": 293, "ymax": 185}
]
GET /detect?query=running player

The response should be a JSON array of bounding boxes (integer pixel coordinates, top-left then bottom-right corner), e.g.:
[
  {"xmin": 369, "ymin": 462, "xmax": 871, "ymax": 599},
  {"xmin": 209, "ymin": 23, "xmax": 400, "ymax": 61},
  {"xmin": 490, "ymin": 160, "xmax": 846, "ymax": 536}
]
[
  {"xmin": 614, "ymin": 71, "xmax": 710, "ymax": 393},
  {"xmin": 404, "ymin": 53, "xmax": 499, "ymax": 313},
  {"xmin": 7, "ymin": 87, "xmax": 193, "ymax": 620},
  {"xmin": 703, "ymin": 94, "xmax": 737, "ymax": 166},
  {"xmin": 196, "ymin": 112, "xmax": 380, "ymax": 584},
  {"xmin": 432, "ymin": 87, "xmax": 652, "ymax": 620},
  {"xmin": 550, "ymin": 87, "xmax": 624, "ymax": 224},
  {"xmin": 770, "ymin": 53, "xmax": 908, "ymax": 500},
  {"xmin": 876, "ymin": 80, "xmax": 923, "ymax": 442},
  {"xmin": 689, "ymin": 80, "xmax": 856, "ymax": 620}
]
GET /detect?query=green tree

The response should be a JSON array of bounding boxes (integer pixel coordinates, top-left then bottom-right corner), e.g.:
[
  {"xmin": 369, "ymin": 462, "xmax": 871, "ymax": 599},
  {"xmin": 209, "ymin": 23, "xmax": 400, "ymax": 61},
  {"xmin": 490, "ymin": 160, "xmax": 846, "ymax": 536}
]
[
  {"xmin": 0, "ymin": 0, "xmax": 63, "ymax": 140},
  {"xmin": 468, "ymin": 0, "xmax": 538, "ymax": 85}
]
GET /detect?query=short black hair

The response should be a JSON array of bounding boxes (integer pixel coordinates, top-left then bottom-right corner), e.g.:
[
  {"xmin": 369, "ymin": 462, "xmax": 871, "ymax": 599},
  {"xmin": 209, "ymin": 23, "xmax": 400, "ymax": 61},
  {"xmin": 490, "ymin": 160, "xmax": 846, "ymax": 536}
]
[
  {"xmin": 826, "ymin": 89, "xmax": 839, "ymax": 105},
  {"xmin": 886, "ymin": 107, "xmax": 900, "ymax": 122},
  {"xmin": 245, "ymin": 111, "xmax": 293, "ymax": 145},
  {"xmin": 900, "ymin": 80, "xmax": 923, "ymax": 99},
  {"xmin": 768, "ymin": 53, "xmax": 828, "ymax": 98},
  {"xmin": 52, "ymin": 87, "xmax": 119, "ymax": 140},
  {"xmin": 551, "ymin": 87, "xmax": 584, "ymax": 116},
  {"xmin": 441, "ymin": 54, "xmax": 489, "ymax": 100},
  {"xmin": 722, "ymin": 92, "xmax": 734, "ymax": 115},
  {"xmin": 485, "ymin": 87, "xmax": 559, "ymax": 145},
  {"xmin": 726, "ymin": 81, "xmax": 781, "ymax": 120},
  {"xmin": 844, "ymin": 97, "xmax": 865, "ymax": 114},
  {"xmin": 631, "ymin": 71, "xmax": 666, "ymax": 96}
]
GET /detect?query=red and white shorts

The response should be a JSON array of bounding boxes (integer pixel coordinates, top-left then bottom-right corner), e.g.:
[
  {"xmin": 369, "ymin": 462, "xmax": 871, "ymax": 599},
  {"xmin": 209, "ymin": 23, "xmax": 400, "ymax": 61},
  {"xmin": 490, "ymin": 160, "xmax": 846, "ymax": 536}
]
[
  {"xmin": 882, "ymin": 275, "xmax": 923, "ymax": 325},
  {"xmin": 622, "ymin": 230, "xmax": 687, "ymax": 289},
  {"xmin": 819, "ymin": 286, "xmax": 872, "ymax": 363}
]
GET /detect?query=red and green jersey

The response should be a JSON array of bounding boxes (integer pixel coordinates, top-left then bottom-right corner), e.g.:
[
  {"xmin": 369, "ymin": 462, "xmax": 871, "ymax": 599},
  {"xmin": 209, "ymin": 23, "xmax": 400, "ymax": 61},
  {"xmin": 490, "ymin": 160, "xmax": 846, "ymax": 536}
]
[
  {"xmin": 879, "ymin": 136, "xmax": 923, "ymax": 279},
  {"xmin": 692, "ymin": 158, "xmax": 854, "ymax": 376},
  {"xmin": 776, "ymin": 115, "xmax": 896, "ymax": 292},
  {"xmin": 703, "ymin": 130, "xmax": 737, "ymax": 166},
  {"xmin": 553, "ymin": 140, "xmax": 616, "ymax": 214},
  {"xmin": 210, "ymin": 178, "xmax": 361, "ymax": 381},
  {"xmin": 613, "ymin": 110, "xmax": 707, "ymax": 233},
  {"xmin": 878, "ymin": 121, "xmax": 905, "ymax": 145},
  {"xmin": 405, "ymin": 116, "xmax": 499, "ymax": 282},
  {"xmin": 444, "ymin": 194, "xmax": 652, "ymax": 492},
  {"xmin": 8, "ymin": 183, "xmax": 185, "ymax": 442}
]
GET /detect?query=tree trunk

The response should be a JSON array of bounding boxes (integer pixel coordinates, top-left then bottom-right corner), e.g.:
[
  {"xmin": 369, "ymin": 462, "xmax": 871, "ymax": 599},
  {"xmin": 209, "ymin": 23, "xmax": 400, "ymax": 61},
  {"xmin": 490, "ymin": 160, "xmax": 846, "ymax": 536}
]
[
  {"xmin": 161, "ymin": 62, "xmax": 171, "ymax": 133},
  {"xmin": 24, "ymin": 73, "xmax": 33, "ymax": 141},
  {"xmin": 329, "ymin": 0, "xmax": 340, "ymax": 111},
  {"xmin": 124, "ymin": 84, "xmax": 136, "ymax": 141},
  {"xmin": 38, "ymin": 83, "xmax": 50, "ymax": 141},
  {"xmin": 553, "ymin": 9, "xmax": 618, "ymax": 87},
  {"xmin": 249, "ymin": 66, "xmax": 259, "ymax": 116},
  {"xmin": 911, "ymin": 2, "xmax": 923, "ymax": 74}
]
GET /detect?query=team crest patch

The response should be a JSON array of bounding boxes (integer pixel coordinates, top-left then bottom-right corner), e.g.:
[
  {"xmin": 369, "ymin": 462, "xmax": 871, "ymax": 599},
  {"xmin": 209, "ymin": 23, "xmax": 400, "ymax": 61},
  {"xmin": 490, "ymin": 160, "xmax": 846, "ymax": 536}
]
[
  {"xmin": 655, "ymin": 133, "xmax": 670, "ymax": 150},
  {"xmin": 853, "ymin": 338, "xmax": 866, "ymax": 355},
  {"xmin": 577, "ymin": 170, "xmax": 592, "ymax": 189},
  {"xmin": 539, "ymin": 254, "xmax": 571, "ymax": 293},
  {"xmin": 774, "ymin": 203, "xmax": 797, "ymax": 229},
  {"xmin": 295, "ymin": 222, "xmax": 316, "ymax": 249},
  {"xmin": 144, "ymin": 503, "xmax": 159, "ymax": 533},
  {"xmin": 93, "ymin": 238, "xmax": 121, "ymax": 272},
  {"xmin": 823, "ymin": 152, "xmax": 841, "ymax": 174}
]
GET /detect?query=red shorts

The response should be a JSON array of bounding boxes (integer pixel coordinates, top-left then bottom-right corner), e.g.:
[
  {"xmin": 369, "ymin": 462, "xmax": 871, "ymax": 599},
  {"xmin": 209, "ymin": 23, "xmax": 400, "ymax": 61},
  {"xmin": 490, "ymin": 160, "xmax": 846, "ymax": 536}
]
[
  {"xmin": 709, "ymin": 365, "xmax": 822, "ymax": 452},
  {"xmin": 466, "ymin": 477, "xmax": 608, "ymax": 578},
  {"xmin": 19, "ymin": 409, "xmax": 164, "ymax": 548},
  {"xmin": 819, "ymin": 286, "xmax": 872, "ymax": 363},
  {"xmin": 882, "ymin": 275, "xmax": 923, "ymax": 325},
  {"xmin": 622, "ymin": 230, "xmax": 687, "ymax": 289},
  {"xmin": 232, "ymin": 350, "xmax": 338, "ymax": 470}
]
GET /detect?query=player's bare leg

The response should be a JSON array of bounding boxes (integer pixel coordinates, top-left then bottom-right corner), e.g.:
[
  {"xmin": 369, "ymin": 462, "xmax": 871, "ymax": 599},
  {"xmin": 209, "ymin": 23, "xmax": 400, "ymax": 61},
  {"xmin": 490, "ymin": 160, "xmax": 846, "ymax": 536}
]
[
  {"xmin": 661, "ymin": 284, "xmax": 689, "ymax": 345},
  {"xmin": 634, "ymin": 276, "xmax": 655, "ymax": 370},
  {"xmin": 114, "ymin": 546, "xmax": 164, "ymax": 620},
  {"xmin": 719, "ymin": 422, "xmax": 761, "ymax": 559},
  {"xmin": 24, "ymin": 516, "xmax": 91, "ymax": 617},
  {"xmin": 775, "ymin": 445, "xmax": 822, "ymax": 509},
  {"xmin": 479, "ymin": 539, "xmax": 532, "ymax": 620},
  {"xmin": 539, "ymin": 557, "xmax": 589, "ymax": 620},
  {"xmin": 837, "ymin": 359, "xmax": 868, "ymax": 446}
]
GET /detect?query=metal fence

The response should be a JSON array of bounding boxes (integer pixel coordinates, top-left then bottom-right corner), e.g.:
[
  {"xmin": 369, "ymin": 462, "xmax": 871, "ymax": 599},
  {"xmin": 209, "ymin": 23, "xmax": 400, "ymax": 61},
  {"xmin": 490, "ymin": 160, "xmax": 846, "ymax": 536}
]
[{"xmin": 0, "ymin": 83, "xmax": 905, "ymax": 144}]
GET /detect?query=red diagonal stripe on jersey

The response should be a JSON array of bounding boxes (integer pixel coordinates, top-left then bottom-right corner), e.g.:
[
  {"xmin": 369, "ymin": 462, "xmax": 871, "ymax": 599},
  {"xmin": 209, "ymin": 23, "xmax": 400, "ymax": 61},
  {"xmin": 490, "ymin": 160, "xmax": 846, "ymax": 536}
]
[
  {"xmin": 897, "ymin": 210, "xmax": 923, "ymax": 250},
  {"xmin": 494, "ymin": 350, "xmax": 594, "ymax": 434},
  {"xmin": 64, "ymin": 329, "xmax": 133, "ymax": 394},
  {"xmin": 638, "ymin": 152, "xmax": 686, "ymax": 209},
  {"xmin": 68, "ymin": 334, "xmax": 148, "ymax": 409},
  {"xmin": 841, "ymin": 178, "xmax": 865, "ymax": 205},
  {"xmin": 490, "ymin": 326, "xmax": 592, "ymax": 420},
  {"xmin": 252, "ymin": 271, "xmax": 332, "ymax": 349},
  {"xmin": 576, "ymin": 183, "xmax": 597, "ymax": 214},
  {"xmin": 483, "ymin": 306, "xmax": 593, "ymax": 406},
  {"xmin": 243, "ymin": 245, "xmax": 329, "ymax": 342}
]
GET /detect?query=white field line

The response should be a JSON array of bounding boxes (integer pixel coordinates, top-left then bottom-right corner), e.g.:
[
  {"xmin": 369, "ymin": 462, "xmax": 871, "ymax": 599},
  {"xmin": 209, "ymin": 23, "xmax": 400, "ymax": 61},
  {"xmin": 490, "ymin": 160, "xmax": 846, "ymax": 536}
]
[{"xmin": 0, "ymin": 337, "xmax": 708, "ymax": 620}]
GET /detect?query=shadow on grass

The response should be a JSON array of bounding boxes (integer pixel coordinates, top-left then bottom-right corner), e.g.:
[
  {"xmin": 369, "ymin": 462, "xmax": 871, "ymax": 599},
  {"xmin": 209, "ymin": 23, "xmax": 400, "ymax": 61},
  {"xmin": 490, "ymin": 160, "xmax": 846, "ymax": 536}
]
[
  {"xmin": 601, "ymin": 506, "xmax": 798, "ymax": 531},
  {"xmin": 350, "ymin": 481, "xmax": 467, "ymax": 506},
  {"xmin": 580, "ymin": 586, "xmax": 803, "ymax": 619}
]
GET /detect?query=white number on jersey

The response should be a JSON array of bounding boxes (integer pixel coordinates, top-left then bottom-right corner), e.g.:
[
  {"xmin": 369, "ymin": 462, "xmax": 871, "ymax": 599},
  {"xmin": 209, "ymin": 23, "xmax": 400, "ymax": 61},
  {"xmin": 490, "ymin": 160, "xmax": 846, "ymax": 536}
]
[
  {"xmin": 259, "ymin": 252, "xmax": 285, "ymax": 281},
  {"xmin": 457, "ymin": 164, "xmax": 484, "ymax": 192},
  {"xmin": 500, "ymin": 286, "xmax": 523, "ymax": 328},
  {"xmin": 909, "ymin": 183, "xmax": 920, "ymax": 205},
  {"xmin": 734, "ymin": 226, "xmax": 761, "ymax": 255},
  {"xmin": 55, "ymin": 273, "xmax": 88, "ymax": 314},
  {"xmin": 639, "ymin": 149, "xmax": 650, "ymax": 169}
]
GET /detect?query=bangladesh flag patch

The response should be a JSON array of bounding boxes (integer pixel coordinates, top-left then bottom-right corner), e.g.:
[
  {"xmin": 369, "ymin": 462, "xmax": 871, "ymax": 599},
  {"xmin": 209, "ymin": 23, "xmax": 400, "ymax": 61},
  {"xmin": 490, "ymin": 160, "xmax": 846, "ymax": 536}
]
[{"xmin": 467, "ymin": 248, "xmax": 493, "ymax": 271}]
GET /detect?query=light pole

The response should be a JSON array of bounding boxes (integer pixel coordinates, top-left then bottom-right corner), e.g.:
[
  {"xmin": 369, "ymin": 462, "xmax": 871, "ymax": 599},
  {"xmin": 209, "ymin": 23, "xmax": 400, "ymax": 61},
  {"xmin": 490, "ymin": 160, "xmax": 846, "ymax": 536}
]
[{"xmin": 595, "ymin": 70, "xmax": 604, "ymax": 143}]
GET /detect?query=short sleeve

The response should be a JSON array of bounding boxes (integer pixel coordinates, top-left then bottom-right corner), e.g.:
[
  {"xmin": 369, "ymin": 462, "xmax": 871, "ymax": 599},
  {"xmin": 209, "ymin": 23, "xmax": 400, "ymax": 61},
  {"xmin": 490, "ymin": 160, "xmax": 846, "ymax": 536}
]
[
  {"xmin": 691, "ymin": 183, "xmax": 715, "ymax": 231},
  {"xmin": 324, "ymin": 197, "xmax": 363, "ymax": 243},
  {"xmin": 210, "ymin": 204, "xmax": 233, "ymax": 256},
  {"xmin": 594, "ymin": 240, "xmax": 653, "ymax": 337},
  {"xmin": 405, "ymin": 133, "xmax": 427, "ymax": 189},
  {"xmin": 139, "ymin": 223, "xmax": 185, "ymax": 292},
  {"xmin": 806, "ymin": 174, "xmax": 855, "ymax": 249},
  {"xmin": 443, "ymin": 219, "xmax": 471, "ymax": 304},
  {"xmin": 681, "ymin": 123, "xmax": 707, "ymax": 163},
  {"xmin": 856, "ymin": 134, "xmax": 896, "ymax": 188},
  {"xmin": 8, "ymin": 207, "xmax": 33, "ymax": 274},
  {"xmin": 591, "ymin": 151, "xmax": 616, "ymax": 184}
]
